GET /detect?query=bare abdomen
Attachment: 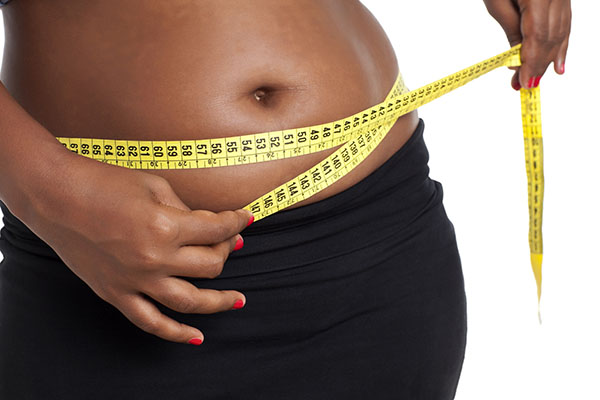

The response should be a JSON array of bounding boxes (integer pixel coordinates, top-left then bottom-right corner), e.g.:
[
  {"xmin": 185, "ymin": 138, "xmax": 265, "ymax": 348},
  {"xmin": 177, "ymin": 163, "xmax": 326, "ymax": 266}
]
[{"xmin": 1, "ymin": 0, "xmax": 419, "ymax": 211}]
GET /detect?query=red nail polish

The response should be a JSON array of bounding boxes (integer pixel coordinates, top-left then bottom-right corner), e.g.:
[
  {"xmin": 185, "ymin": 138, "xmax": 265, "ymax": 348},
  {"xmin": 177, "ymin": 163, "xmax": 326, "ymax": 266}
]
[
  {"xmin": 528, "ymin": 77, "xmax": 535, "ymax": 89},
  {"xmin": 560, "ymin": 63, "xmax": 565, "ymax": 74},
  {"xmin": 188, "ymin": 338, "xmax": 203, "ymax": 346},
  {"xmin": 247, "ymin": 215, "xmax": 254, "ymax": 227},
  {"xmin": 233, "ymin": 237, "xmax": 244, "ymax": 251},
  {"xmin": 511, "ymin": 80, "xmax": 521, "ymax": 91},
  {"xmin": 534, "ymin": 76, "xmax": 542, "ymax": 88},
  {"xmin": 233, "ymin": 299, "xmax": 245, "ymax": 309}
]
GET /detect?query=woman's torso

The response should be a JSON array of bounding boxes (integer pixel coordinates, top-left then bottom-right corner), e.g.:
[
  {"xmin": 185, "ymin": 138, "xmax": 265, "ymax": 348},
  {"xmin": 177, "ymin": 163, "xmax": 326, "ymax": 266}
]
[{"xmin": 1, "ymin": 0, "xmax": 419, "ymax": 212}]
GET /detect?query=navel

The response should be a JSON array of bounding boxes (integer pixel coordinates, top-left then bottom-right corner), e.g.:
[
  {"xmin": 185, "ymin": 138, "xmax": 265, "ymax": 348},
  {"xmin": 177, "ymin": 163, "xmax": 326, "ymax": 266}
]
[{"xmin": 252, "ymin": 87, "xmax": 273, "ymax": 105}]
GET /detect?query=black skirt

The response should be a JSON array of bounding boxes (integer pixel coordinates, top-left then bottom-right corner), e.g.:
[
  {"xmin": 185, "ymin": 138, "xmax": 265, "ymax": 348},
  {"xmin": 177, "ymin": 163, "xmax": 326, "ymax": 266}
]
[{"xmin": 0, "ymin": 118, "xmax": 467, "ymax": 400}]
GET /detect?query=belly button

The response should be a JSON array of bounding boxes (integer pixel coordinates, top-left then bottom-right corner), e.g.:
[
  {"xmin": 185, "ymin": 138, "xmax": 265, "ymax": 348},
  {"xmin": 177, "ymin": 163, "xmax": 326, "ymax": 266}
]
[
  {"xmin": 253, "ymin": 87, "xmax": 269, "ymax": 102},
  {"xmin": 252, "ymin": 86, "xmax": 281, "ymax": 107}
]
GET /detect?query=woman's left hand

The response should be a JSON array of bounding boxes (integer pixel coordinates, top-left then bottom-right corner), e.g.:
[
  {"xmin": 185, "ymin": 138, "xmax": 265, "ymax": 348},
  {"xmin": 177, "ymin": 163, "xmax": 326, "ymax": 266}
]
[{"xmin": 483, "ymin": 0, "xmax": 572, "ymax": 90}]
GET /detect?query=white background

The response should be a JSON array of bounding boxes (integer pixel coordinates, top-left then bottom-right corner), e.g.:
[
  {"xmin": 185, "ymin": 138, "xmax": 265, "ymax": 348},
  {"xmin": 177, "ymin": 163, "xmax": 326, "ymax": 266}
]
[{"xmin": 1, "ymin": 1, "xmax": 598, "ymax": 399}]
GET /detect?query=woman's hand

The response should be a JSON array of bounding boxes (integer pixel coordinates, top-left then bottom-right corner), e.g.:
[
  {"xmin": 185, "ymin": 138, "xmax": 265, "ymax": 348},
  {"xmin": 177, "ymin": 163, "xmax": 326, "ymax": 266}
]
[
  {"xmin": 483, "ymin": 0, "xmax": 571, "ymax": 90},
  {"xmin": 24, "ymin": 151, "xmax": 253, "ymax": 346}
]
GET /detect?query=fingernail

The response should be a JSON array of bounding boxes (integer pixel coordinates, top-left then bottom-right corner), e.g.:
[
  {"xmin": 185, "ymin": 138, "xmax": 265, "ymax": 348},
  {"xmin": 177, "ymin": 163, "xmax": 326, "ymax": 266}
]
[
  {"xmin": 233, "ymin": 236, "xmax": 244, "ymax": 251},
  {"xmin": 188, "ymin": 338, "xmax": 203, "ymax": 346},
  {"xmin": 247, "ymin": 214, "xmax": 255, "ymax": 227},
  {"xmin": 534, "ymin": 76, "xmax": 542, "ymax": 88},
  {"xmin": 560, "ymin": 63, "xmax": 565, "ymax": 75},
  {"xmin": 233, "ymin": 299, "xmax": 245, "ymax": 310},
  {"xmin": 528, "ymin": 77, "xmax": 535, "ymax": 89},
  {"xmin": 511, "ymin": 80, "xmax": 521, "ymax": 91}
]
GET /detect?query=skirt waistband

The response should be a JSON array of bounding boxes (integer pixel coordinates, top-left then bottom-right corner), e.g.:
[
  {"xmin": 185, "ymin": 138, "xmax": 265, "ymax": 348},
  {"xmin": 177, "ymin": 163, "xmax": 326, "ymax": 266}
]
[
  {"xmin": 220, "ymin": 117, "xmax": 447, "ymax": 278},
  {"xmin": 243, "ymin": 117, "xmax": 429, "ymax": 234}
]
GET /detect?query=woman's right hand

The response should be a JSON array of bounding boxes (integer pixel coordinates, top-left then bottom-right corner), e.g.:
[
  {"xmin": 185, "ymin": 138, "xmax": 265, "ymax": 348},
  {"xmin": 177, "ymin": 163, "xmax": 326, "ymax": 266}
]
[{"xmin": 24, "ymin": 150, "xmax": 253, "ymax": 346}]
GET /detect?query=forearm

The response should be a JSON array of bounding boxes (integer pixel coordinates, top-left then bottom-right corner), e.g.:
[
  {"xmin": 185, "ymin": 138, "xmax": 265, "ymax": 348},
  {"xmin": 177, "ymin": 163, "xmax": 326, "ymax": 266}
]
[{"xmin": 0, "ymin": 80, "xmax": 75, "ymax": 222}]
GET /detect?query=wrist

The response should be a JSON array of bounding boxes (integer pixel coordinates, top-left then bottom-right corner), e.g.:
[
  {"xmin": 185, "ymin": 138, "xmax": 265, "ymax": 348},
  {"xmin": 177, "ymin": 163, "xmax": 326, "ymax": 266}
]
[{"xmin": 2, "ymin": 139, "xmax": 78, "ymax": 227}]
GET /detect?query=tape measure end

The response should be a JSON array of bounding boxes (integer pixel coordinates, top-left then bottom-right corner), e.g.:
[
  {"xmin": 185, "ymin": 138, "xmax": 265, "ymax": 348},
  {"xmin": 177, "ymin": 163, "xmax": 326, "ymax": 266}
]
[{"xmin": 530, "ymin": 252, "xmax": 543, "ymax": 304}]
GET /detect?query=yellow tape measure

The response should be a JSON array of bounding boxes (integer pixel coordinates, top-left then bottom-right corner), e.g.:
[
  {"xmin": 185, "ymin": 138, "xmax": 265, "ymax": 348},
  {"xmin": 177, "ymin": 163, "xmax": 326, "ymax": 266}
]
[
  {"xmin": 57, "ymin": 44, "xmax": 544, "ymax": 308},
  {"xmin": 521, "ymin": 85, "xmax": 544, "ymax": 311}
]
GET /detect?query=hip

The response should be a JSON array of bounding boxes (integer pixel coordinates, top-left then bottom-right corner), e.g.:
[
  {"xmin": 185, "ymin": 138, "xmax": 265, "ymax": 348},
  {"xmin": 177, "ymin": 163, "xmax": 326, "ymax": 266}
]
[{"xmin": 0, "ymin": 118, "xmax": 467, "ymax": 399}]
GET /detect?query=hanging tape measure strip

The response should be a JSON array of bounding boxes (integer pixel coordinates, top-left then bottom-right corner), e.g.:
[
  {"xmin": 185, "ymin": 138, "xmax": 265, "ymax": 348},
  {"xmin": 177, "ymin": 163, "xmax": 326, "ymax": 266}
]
[
  {"xmin": 521, "ymin": 86, "xmax": 544, "ymax": 308},
  {"xmin": 57, "ymin": 44, "xmax": 544, "ymax": 305}
]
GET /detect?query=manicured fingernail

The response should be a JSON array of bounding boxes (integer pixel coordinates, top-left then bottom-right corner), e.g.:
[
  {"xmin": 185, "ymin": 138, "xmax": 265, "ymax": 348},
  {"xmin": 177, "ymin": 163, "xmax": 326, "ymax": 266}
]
[
  {"xmin": 534, "ymin": 76, "xmax": 542, "ymax": 88},
  {"xmin": 528, "ymin": 77, "xmax": 535, "ymax": 89},
  {"xmin": 233, "ymin": 236, "xmax": 244, "ymax": 251},
  {"xmin": 233, "ymin": 299, "xmax": 245, "ymax": 310},
  {"xmin": 560, "ymin": 63, "xmax": 565, "ymax": 74},
  {"xmin": 247, "ymin": 214, "xmax": 255, "ymax": 227},
  {"xmin": 188, "ymin": 338, "xmax": 203, "ymax": 346},
  {"xmin": 511, "ymin": 80, "xmax": 521, "ymax": 91}
]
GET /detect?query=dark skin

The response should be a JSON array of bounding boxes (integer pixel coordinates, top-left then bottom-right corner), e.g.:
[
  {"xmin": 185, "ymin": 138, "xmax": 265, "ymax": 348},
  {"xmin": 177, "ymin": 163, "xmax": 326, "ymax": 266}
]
[
  {"xmin": 484, "ymin": 0, "xmax": 571, "ymax": 89},
  {"xmin": 0, "ymin": 0, "xmax": 571, "ymax": 345}
]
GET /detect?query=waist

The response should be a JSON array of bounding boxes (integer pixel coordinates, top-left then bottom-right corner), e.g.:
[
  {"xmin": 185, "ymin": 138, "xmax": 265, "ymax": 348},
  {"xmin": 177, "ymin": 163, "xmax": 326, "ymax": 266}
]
[
  {"xmin": 1, "ymin": 119, "xmax": 432, "ymax": 264},
  {"xmin": 0, "ymin": 67, "xmax": 420, "ymax": 212}
]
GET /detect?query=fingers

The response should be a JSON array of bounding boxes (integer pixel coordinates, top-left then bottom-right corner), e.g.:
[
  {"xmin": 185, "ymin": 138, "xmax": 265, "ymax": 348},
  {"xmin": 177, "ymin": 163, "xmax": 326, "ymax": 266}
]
[
  {"xmin": 485, "ymin": 0, "xmax": 571, "ymax": 90},
  {"xmin": 517, "ymin": 2, "xmax": 549, "ymax": 88},
  {"xmin": 145, "ymin": 176, "xmax": 253, "ymax": 246},
  {"xmin": 554, "ymin": 37, "xmax": 569, "ymax": 75},
  {"xmin": 511, "ymin": 70, "xmax": 522, "ymax": 91},
  {"xmin": 144, "ymin": 277, "xmax": 246, "ymax": 315},
  {"xmin": 552, "ymin": 2, "xmax": 571, "ymax": 75},
  {"xmin": 551, "ymin": 0, "xmax": 571, "ymax": 75},
  {"xmin": 117, "ymin": 293, "xmax": 206, "ymax": 345},
  {"xmin": 112, "ymin": 225, "xmax": 248, "ymax": 345},
  {"xmin": 517, "ymin": 0, "xmax": 571, "ymax": 89},
  {"xmin": 169, "ymin": 234, "xmax": 243, "ymax": 278},
  {"xmin": 176, "ymin": 209, "xmax": 253, "ymax": 245}
]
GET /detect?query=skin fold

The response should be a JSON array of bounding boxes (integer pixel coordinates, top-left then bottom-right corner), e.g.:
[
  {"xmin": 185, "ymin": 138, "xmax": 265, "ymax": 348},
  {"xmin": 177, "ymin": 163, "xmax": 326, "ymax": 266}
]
[{"xmin": 0, "ymin": 0, "xmax": 571, "ymax": 344}]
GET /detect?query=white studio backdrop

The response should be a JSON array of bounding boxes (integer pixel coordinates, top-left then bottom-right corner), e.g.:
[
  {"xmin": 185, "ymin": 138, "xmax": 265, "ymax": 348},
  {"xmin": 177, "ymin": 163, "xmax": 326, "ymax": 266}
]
[
  {"xmin": 1, "ymin": 1, "xmax": 598, "ymax": 399},
  {"xmin": 363, "ymin": 1, "xmax": 599, "ymax": 399}
]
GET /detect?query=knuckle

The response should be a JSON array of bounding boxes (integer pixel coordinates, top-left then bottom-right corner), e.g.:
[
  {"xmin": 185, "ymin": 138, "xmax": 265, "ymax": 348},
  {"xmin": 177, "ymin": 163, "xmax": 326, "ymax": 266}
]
[
  {"xmin": 148, "ymin": 176, "xmax": 172, "ymax": 197},
  {"xmin": 136, "ymin": 315, "xmax": 161, "ymax": 335},
  {"xmin": 223, "ymin": 210, "xmax": 239, "ymax": 223},
  {"xmin": 547, "ymin": 32, "xmax": 564, "ymax": 46},
  {"xmin": 171, "ymin": 294, "xmax": 197, "ymax": 314},
  {"xmin": 529, "ymin": 27, "xmax": 550, "ymax": 43},
  {"xmin": 94, "ymin": 286, "xmax": 116, "ymax": 304},
  {"xmin": 551, "ymin": 29, "xmax": 568, "ymax": 45},
  {"xmin": 95, "ymin": 281, "xmax": 130, "ymax": 305},
  {"xmin": 147, "ymin": 211, "xmax": 179, "ymax": 241},
  {"xmin": 205, "ymin": 259, "xmax": 225, "ymax": 279},
  {"xmin": 202, "ymin": 293, "xmax": 224, "ymax": 311},
  {"xmin": 137, "ymin": 247, "xmax": 163, "ymax": 270},
  {"xmin": 203, "ymin": 252, "xmax": 226, "ymax": 278},
  {"xmin": 211, "ymin": 222, "xmax": 230, "ymax": 240},
  {"xmin": 220, "ymin": 210, "xmax": 240, "ymax": 229}
]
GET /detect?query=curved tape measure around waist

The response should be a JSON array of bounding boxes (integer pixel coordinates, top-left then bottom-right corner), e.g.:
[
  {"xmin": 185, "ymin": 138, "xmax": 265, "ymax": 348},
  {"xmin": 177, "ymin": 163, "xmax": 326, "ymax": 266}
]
[{"xmin": 57, "ymin": 44, "xmax": 545, "ymax": 307}]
